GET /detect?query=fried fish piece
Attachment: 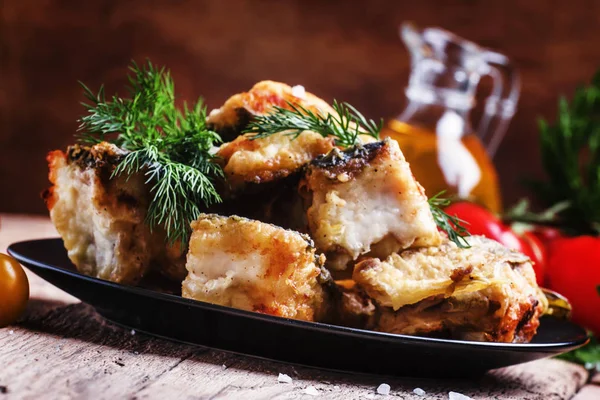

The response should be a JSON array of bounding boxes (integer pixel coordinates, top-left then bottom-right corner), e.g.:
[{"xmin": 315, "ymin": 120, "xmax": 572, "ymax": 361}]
[
  {"xmin": 212, "ymin": 81, "xmax": 337, "ymax": 194},
  {"xmin": 44, "ymin": 142, "xmax": 186, "ymax": 284},
  {"xmin": 218, "ymin": 130, "xmax": 335, "ymax": 193},
  {"xmin": 182, "ymin": 214, "xmax": 327, "ymax": 321},
  {"xmin": 207, "ymin": 80, "xmax": 336, "ymax": 141},
  {"xmin": 353, "ymin": 236, "xmax": 547, "ymax": 343},
  {"xmin": 300, "ymin": 138, "xmax": 441, "ymax": 272}
]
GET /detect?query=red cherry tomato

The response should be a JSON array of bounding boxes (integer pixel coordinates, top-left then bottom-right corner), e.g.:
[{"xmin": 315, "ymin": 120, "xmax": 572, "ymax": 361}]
[
  {"xmin": 532, "ymin": 226, "xmax": 563, "ymax": 247},
  {"xmin": 444, "ymin": 202, "xmax": 546, "ymax": 286},
  {"xmin": 546, "ymin": 236, "xmax": 600, "ymax": 336},
  {"xmin": 443, "ymin": 202, "xmax": 505, "ymax": 239},
  {"xmin": 520, "ymin": 231, "xmax": 547, "ymax": 286}
]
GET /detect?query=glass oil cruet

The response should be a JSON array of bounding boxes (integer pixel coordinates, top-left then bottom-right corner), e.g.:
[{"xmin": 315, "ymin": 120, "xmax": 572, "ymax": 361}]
[{"xmin": 381, "ymin": 23, "xmax": 520, "ymax": 213}]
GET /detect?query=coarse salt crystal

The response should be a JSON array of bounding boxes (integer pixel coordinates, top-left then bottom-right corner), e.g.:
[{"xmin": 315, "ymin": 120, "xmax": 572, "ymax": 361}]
[
  {"xmin": 376, "ymin": 383, "xmax": 390, "ymax": 395},
  {"xmin": 278, "ymin": 373, "xmax": 292, "ymax": 384},
  {"xmin": 449, "ymin": 391, "xmax": 473, "ymax": 400},
  {"xmin": 222, "ymin": 364, "xmax": 227, "ymax": 370},
  {"xmin": 130, "ymin": 329, "xmax": 136, "ymax": 336},
  {"xmin": 413, "ymin": 388, "xmax": 426, "ymax": 396},
  {"xmin": 8, "ymin": 330, "xmax": 14, "ymax": 335},
  {"xmin": 333, "ymin": 385, "xmax": 340, "ymax": 390},
  {"xmin": 364, "ymin": 394, "xmax": 375, "ymax": 400},
  {"xmin": 291, "ymin": 85, "xmax": 306, "ymax": 99},
  {"xmin": 304, "ymin": 385, "xmax": 319, "ymax": 396}
]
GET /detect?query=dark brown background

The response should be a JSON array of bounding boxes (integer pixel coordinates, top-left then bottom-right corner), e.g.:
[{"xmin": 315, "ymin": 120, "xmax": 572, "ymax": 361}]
[{"xmin": 2, "ymin": 0, "xmax": 600, "ymax": 214}]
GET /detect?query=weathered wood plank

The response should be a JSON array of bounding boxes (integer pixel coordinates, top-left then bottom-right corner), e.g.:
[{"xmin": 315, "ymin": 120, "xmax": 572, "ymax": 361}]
[
  {"xmin": 0, "ymin": 304, "xmax": 199, "ymax": 399},
  {"xmin": 0, "ymin": 301, "xmax": 589, "ymax": 400},
  {"xmin": 133, "ymin": 351, "xmax": 588, "ymax": 400}
]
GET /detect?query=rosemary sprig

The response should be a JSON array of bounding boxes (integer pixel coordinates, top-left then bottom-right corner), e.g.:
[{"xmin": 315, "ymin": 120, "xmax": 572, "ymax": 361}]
[
  {"xmin": 77, "ymin": 60, "xmax": 223, "ymax": 244},
  {"xmin": 244, "ymin": 100, "xmax": 382, "ymax": 148},
  {"xmin": 428, "ymin": 191, "xmax": 471, "ymax": 248}
]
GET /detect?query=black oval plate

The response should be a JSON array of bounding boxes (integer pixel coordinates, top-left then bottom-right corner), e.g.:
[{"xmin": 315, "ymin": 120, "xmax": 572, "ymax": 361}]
[{"xmin": 8, "ymin": 238, "xmax": 589, "ymax": 378}]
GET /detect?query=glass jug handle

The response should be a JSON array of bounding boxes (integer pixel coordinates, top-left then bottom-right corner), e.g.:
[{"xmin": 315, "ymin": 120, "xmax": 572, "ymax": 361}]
[{"xmin": 477, "ymin": 51, "xmax": 521, "ymax": 158}]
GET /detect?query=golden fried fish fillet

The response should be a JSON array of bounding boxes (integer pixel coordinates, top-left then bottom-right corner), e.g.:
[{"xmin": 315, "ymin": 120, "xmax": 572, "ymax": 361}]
[
  {"xmin": 352, "ymin": 236, "xmax": 547, "ymax": 343},
  {"xmin": 300, "ymin": 138, "xmax": 442, "ymax": 272},
  {"xmin": 211, "ymin": 81, "xmax": 336, "ymax": 194},
  {"xmin": 207, "ymin": 80, "xmax": 337, "ymax": 141},
  {"xmin": 44, "ymin": 142, "xmax": 186, "ymax": 284},
  {"xmin": 218, "ymin": 130, "xmax": 335, "ymax": 193},
  {"xmin": 182, "ymin": 214, "xmax": 328, "ymax": 321}
]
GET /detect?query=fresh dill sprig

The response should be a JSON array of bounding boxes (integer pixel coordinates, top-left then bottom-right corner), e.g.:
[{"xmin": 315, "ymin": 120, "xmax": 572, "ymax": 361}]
[
  {"xmin": 428, "ymin": 191, "xmax": 471, "ymax": 248},
  {"xmin": 244, "ymin": 100, "xmax": 382, "ymax": 148},
  {"xmin": 77, "ymin": 60, "xmax": 223, "ymax": 244}
]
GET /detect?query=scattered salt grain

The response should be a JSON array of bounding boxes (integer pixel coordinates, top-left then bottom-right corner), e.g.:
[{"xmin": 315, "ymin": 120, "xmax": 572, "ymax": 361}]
[
  {"xmin": 277, "ymin": 373, "xmax": 292, "ymax": 384},
  {"xmin": 304, "ymin": 385, "xmax": 319, "ymax": 396},
  {"xmin": 333, "ymin": 385, "xmax": 340, "ymax": 390},
  {"xmin": 130, "ymin": 329, "xmax": 136, "ymax": 336},
  {"xmin": 291, "ymin": 85, "xmax": 306, "ymax": 99},
  {"xmin": 413, "ymin": 388, "xmax": 426, "ymax": 396},
  {"xmin": 8, "ymin": 330, "xmax": 14, "ymax": 335},
  {"xmin": 364, "ymin": 394, "xmax": 375, "ymax": 400},
  {"xmin": 221, "ymin": 364, "xmax": 227, "ymax": 370},
  {"xmin": 376, "ymin": 383, "xmax": 390, "ymax": 395},
  {"xmin": 449, "ymin": 391, "xmax": 473, "ymax": 400}
]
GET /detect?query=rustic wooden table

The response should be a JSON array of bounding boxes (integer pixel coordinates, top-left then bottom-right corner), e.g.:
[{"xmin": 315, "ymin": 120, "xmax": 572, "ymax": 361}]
[{"xmin": 0, "ymin": 213, "xmax": 598, "ymax": 400}]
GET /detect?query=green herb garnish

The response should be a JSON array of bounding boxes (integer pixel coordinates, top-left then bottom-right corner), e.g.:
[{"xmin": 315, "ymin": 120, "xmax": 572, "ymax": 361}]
[
  {"xmin": 530, "ymin": 70, "xmax": 600, "ymax": 234},
  {"xmin": 558, "ymin": 333, "xmax": 600, "ymax": 371},
  {"xmin": 77, "ymin": 60, "xmax": 223, "ymax": 244},
  {"xmin": 244, "ymin": 100, "xmax": 382, "ymax": 148},
  {"xmin": 428, "ymin": 192, "xmax": 471, "ymax": 248}
]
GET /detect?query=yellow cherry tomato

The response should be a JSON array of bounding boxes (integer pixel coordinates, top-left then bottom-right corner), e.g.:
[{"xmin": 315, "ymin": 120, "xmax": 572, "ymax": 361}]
[{"xmin": 0, "ymin": 253, "xmax": 29, "ymax": 328}]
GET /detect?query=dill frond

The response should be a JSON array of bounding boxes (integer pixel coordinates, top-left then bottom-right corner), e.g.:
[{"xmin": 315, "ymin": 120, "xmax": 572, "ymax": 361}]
[
  {"xmin": 244, "ymin": 100, "xmax": 382, "ymax": 148},
  {"xmin": 77, "ymin": 60, "xmax": 223, "ymax": 244}
]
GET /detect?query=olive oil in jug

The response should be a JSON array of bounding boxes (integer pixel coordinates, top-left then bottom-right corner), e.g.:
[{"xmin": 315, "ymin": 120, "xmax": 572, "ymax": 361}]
[{"xmin": 384, "ymin": 23, "xmax": 520, "ymax": 213}]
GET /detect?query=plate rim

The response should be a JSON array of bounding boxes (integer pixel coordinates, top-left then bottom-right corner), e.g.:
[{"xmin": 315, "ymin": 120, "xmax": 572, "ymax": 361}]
[{"xmin": 8, "ymin": 237, "xmax": 591, "ymax": 352}]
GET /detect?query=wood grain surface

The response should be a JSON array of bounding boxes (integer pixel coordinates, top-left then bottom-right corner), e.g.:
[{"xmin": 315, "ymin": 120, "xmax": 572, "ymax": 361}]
[
  {"xmin": 2, "ymin": 0, "xmax": 600, "ymax": 214},
  {"xmin": 0, "ymin": 214, "xmax": 597, "ymax": 399}
]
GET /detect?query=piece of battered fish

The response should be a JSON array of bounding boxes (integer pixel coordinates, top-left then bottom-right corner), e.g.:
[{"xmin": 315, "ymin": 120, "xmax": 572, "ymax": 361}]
[
  {"xmin": 182, "ymin": 214, "xmax": 328, "ymax": 321},
  {"xmin": 218, "ymin": 130, "xmax": 335, "ymax": 194},
  {"xmin": 207, "ymin": 80, "xmax": 337, "ymax": 142},
  {"xmin": 300, "ymin": 138, "xmax": 441, "ymax": 272},
  {"xmin": 44, "ymin": 142, "xmax": 186, "ymax": 284},
  {"xmin": 352, "ymin": 236, "xmax": 547, "ymax": 343},
  {"xmin": 212, "ymin": 81, "xmax": 336, "ymax": 194}
]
